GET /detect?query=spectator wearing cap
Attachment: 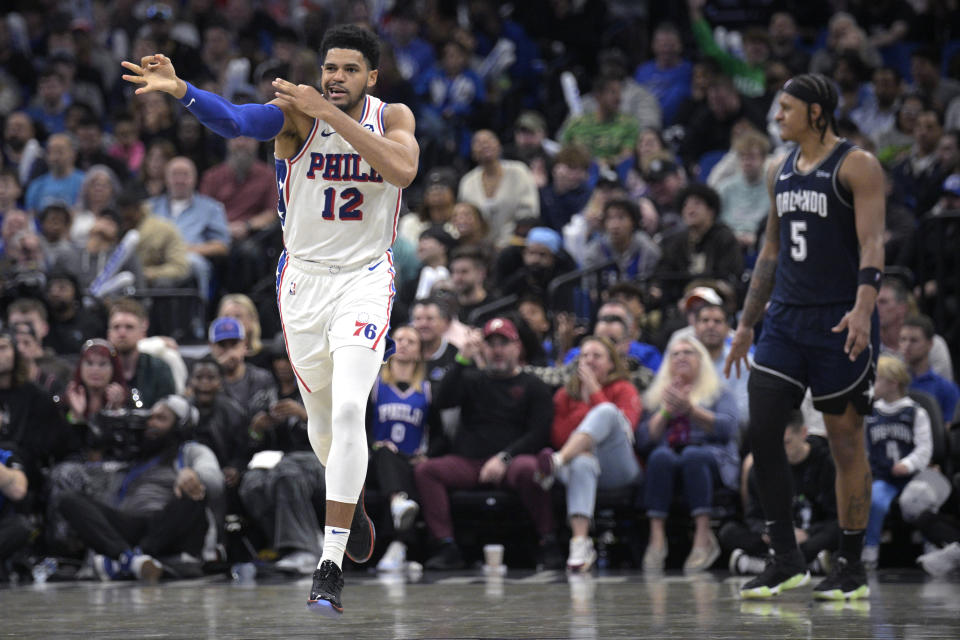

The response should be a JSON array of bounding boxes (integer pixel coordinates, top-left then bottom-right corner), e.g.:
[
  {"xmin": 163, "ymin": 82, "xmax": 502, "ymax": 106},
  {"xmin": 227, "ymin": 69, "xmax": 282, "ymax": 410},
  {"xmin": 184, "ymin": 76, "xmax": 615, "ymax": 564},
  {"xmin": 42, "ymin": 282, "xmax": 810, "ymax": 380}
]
[
  {"xmin": 643, "ymin": 155, "xmax": 687, "ymax": 234},
  {"xmin": 583, "ymin": 198, "xmax": 661, "ymax": 283},
  {"xmin": 397, "ymin": 167, "xmax": 459, "ymax": 247},
  {"xmin": 208, "ymin": 316, "xmax": 276, "ymax": 418},
  {"xmin": 560, "ymin": 75, "xmax": 641, "ymax": 169},
  {"xmin": 714, "ymin": 129, "xmax": 772, "ymax": 249},
  {"xmin": 634, "ymin": 23, "xmax": 693, "ymax": 127},
  {"xmin": 52, "ymin": 209, "xmax": 145, "ymax": 295},
  {"xmin": 458, "ymin": 129, "xmax": 540, "ymax": 249},
  {"xmin": 44, "ymin": 269, "xmax": 108, "ymax": 355},
  {"xmin": 504, "ymin": 111, "xmax": 560, "ymax": 172},
  {"xmin": 654, "ymin": 184, "xmax": 742, "ymax": 306},
  {"xmin": 57, "ymin": 394, "xmax": 222, "ymax": 581},
  {"xmin": 538, "ymin": 145, "xmax": 593, "ymax": 232},
  {"xmin": 415, "ymin": 318, "xmax": 558, "ymax": 570},
  {"xmin": 24, "ymin": 134, "xmax": 85, "ymax": 215},
  {"xmin": 497, "ymin": 226, "xmax": 577, "ymax": 312}
]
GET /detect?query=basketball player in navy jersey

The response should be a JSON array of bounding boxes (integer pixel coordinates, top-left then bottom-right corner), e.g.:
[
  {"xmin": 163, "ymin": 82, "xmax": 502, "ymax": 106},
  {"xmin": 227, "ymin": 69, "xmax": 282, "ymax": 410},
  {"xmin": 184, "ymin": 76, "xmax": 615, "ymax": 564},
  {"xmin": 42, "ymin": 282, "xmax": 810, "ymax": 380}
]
[
  {"xmin": 725, "ymin": 74, "xmax": 885, "ymax": 600},
  {"xmin": 122, "ymin": 25, "xmax": 419, "ymax": 616}
]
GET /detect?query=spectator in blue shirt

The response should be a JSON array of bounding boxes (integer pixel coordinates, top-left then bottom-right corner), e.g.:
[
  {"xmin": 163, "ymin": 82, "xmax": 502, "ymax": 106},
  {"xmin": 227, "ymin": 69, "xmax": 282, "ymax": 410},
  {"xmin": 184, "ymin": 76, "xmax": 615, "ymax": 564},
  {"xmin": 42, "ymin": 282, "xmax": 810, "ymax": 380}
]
[
  {"xmin": 563, "ymin": 300, "xmax": 662, "ymax": 375},
  {"xmin": 24, "ymin": 134, "xmax": 85, "ymax": 214},
  {"xmin": 148, "ymin": 157, "xmax": 229, "ymax": 299},
  {"xmin": 26, "ymin": 68, "xmax": 71, "ymax": 136},
  {"xmin": 383, "ymin": 7, "xmax": 435, "ymax": 83},
  {"xmin": 415, "ymin": 40, "xmax": 485, "ymax": 158},
  {"xmin": 901, "ymin": 315, "xmax": 960, "ymax": 422},
  {"xmin": 634, "ymin": 23, "xmax": 692, "ymax": 127}
]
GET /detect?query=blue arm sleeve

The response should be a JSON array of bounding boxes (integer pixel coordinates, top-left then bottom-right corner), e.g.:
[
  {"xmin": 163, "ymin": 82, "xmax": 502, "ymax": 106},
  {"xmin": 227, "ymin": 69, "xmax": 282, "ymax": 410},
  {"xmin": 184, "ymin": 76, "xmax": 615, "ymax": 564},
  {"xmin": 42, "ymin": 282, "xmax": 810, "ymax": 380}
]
[{"xmin": 178, "ymin": 82, "xmax": 284, "ymax": 141}]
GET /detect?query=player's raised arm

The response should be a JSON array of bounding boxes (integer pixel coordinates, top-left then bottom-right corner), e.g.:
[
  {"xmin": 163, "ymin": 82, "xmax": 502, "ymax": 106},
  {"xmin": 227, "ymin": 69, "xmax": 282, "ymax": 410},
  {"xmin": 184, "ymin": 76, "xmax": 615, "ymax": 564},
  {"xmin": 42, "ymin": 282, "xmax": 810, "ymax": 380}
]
[
  {"xmin": 832, "ymin": 149, "xmax": 886, "ymax": 360},
  {"xmin": 724, "ymin": 160, "xmax": 782, "ymax": 379},
  {"xmin": 121, "ymin": 53, "xmax": 287, "ymax": 142},
  {"xmin": 272, "ymin": 78, "xmax": 419, "ymax": 188}
]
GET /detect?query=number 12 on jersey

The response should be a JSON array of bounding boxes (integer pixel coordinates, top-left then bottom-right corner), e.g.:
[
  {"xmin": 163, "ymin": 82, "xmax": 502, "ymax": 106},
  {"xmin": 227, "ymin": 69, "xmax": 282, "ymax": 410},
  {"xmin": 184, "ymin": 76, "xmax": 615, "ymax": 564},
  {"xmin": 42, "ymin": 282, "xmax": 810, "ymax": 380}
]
[{"xmin": 321, "ymin": 187, "xmax": 364, "ymax": 221}]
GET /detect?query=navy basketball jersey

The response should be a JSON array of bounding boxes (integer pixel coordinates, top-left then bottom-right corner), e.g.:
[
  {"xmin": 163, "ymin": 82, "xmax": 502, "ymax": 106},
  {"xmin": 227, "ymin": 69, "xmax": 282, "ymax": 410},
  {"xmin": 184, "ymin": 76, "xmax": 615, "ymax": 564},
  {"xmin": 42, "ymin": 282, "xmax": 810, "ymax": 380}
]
[
  {"xmin": 371, "ymin": 378, "xmax": 431, "ymax": 456},
  {"xmin": 865, "ymin": 402, "xmax": 916, "ymax": 482},
  {"xmin": 771, "ymin": 139, "xmax": 860, "ymax": 305}
]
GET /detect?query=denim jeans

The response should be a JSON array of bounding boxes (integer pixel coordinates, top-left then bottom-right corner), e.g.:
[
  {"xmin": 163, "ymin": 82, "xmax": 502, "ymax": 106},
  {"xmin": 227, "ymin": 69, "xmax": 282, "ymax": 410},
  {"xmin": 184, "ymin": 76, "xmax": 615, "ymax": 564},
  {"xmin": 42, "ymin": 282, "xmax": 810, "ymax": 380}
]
[
  {"xmin": 558, "ymin": 403, "xmax": 642, "ymax": 519},
  {"xmin": 644, "ymin": 445, "xmax": 718, "ymax": 518},
  {"xmin": 866, "ymin": 478, "xmax": 904, "ymax": 546}
]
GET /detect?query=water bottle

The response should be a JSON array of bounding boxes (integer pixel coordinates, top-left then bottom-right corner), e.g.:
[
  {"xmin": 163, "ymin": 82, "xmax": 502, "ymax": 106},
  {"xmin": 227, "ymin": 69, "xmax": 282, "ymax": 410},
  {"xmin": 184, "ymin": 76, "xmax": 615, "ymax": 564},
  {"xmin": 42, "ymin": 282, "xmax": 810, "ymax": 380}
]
[
  {"xmin": 230, "ymin": 562, "xmax": 257, "ymax": 585},
  {"xmin": 32, "ymin": 558, "xmax": 58, "ymax": 584}
]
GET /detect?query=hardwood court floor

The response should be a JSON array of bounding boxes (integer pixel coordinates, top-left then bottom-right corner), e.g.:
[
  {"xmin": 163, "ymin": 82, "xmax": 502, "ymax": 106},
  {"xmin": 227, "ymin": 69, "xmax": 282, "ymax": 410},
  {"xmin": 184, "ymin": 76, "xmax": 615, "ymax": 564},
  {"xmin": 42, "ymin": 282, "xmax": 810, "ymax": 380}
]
[{"xmin": 3, "ymin": 569, "xmax": 959, "ymax": 639}]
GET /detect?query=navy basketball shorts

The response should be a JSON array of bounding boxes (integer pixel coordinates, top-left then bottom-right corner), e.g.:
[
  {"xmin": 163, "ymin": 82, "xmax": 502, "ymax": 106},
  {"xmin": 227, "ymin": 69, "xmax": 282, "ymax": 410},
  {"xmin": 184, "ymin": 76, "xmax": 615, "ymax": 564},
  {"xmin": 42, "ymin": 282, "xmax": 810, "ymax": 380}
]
[{"xmin": 753, "ymin": 301, "xmax": 879, "ymax": 415}]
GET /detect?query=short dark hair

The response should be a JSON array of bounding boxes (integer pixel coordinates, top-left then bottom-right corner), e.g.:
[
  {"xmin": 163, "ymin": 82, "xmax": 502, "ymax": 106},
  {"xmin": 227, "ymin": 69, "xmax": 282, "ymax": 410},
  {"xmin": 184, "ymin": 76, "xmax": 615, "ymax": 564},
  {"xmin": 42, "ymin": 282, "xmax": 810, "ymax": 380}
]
[
  {"xmin": 7, "ymin": 297, "xmax": 47, "ymax": 322},
  {"xmin": 191, "ymin": 354, "xmax": 224, "ymax": 377},
  {"xmin": 903, "ymin": 314, "xmax": 935, "ymax": 341},
  {"xmin": 911, "ymin": 45, "xmax": 941, "ymax": 66},
  {"xmin": 320, "ymin": 24, "xmax": 380, "ymax": 70},
  {"xmin": 695, "ymin": 302, "xmax": 728, "ymax": 324},
  {"xmin": 413, "ymin": 295, "xmax": 453, "ymax": 321},
  {"xmin": 603, "ymin": 198, "xmax": 641, "ymax": 230},
  {"xmin": 449, "ymin": 246, "xmax": 488, "ymax": 271},
  {"xmin": 676, "ymin": 183, "xmax": 721, "ymax": 217}
]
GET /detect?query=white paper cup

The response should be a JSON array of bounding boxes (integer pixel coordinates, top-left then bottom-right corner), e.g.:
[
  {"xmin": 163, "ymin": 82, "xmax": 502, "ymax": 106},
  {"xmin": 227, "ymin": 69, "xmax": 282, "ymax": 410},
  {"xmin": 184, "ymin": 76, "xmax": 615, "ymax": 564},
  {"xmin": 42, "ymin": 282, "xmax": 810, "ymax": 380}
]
[{"xmin": 483, "ymin": 544, "xmax": 504, "ymax": 567}]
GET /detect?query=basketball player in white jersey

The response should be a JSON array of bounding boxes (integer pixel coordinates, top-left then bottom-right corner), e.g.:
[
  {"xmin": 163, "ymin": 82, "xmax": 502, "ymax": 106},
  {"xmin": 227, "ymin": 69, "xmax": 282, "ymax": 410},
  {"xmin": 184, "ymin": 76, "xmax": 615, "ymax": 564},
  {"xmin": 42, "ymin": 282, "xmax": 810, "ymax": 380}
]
[{"xmin": 122, "ymin": 25, "xmax": 419, "ymax": 617}]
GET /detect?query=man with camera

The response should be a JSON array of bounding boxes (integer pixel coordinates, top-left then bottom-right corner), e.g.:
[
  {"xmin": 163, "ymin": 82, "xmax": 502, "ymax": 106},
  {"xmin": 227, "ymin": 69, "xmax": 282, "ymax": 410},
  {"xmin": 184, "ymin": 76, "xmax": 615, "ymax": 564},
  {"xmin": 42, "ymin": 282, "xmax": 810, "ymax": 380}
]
[{"xmin": 56, "ymin": 395, "xmax": 223, "ymax": 581}]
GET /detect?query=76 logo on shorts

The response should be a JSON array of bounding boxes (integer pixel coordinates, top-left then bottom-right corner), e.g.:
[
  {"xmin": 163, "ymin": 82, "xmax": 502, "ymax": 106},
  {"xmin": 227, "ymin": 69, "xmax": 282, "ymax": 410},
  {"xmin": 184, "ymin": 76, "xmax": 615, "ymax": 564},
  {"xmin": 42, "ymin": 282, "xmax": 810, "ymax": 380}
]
[{"xmin": 353, "ymin": 320, "xmax": 378, "ymax": 340}]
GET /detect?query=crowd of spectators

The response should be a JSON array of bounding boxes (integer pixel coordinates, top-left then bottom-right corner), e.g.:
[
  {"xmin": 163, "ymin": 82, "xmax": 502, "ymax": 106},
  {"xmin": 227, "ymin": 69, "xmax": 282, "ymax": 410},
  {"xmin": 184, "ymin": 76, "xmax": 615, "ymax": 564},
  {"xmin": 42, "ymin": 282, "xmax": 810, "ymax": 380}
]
[{"xmin": 2, "ymin": 0, "xmax": 960, "ymax": 583}]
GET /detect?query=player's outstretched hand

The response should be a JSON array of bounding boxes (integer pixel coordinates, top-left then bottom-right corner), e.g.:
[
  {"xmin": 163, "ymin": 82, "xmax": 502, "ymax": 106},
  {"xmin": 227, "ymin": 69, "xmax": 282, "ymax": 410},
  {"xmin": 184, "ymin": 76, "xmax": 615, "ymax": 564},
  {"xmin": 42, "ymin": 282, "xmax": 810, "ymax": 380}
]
[
  {"xmin": 832, "ymin": 308, "xmax": 871, "ymax": 361},
  {"xmin": 121, "ymin": 54, "xmax": 183, "ymax": 97},
  {"xmin": 272, "ymin": 78, "xmax": 329, "ymax": 119},
  {"xmin": 724, "ymin": 326, "xmax": 753, "ymax": 379}
]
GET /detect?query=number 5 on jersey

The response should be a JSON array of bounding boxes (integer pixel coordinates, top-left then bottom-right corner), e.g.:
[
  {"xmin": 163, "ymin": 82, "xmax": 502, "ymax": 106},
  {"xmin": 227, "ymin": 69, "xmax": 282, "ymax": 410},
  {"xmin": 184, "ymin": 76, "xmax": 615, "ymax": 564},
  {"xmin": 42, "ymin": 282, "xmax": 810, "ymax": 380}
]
[{"xmin": 790, "ymin": 220, "xmax": 807, "ymax": 262}]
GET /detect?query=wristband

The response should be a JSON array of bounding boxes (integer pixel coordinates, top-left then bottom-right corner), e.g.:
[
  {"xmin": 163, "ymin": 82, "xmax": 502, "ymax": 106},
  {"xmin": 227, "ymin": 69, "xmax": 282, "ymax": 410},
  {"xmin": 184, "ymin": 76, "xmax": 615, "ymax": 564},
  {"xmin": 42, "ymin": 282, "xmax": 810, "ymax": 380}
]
[
  {"xmin": 659, "ymin": 408, "xmax": 672, "ymax": 420},
  {"xmin": 454, "ymin": 353, "xmax": 474, "ymax": 366},
  {"xmin": 857, "ymin": 267, "xmax": 882, "ymax": 291}
]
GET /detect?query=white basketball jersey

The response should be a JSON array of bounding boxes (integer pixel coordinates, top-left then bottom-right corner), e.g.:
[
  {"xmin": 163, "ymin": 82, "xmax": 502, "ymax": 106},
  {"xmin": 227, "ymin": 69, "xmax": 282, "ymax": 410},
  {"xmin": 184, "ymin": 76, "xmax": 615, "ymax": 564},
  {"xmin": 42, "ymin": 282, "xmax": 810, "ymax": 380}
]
[{"xmin": 275, "ymin": 94, "xmax": 402, "ymax": 266}]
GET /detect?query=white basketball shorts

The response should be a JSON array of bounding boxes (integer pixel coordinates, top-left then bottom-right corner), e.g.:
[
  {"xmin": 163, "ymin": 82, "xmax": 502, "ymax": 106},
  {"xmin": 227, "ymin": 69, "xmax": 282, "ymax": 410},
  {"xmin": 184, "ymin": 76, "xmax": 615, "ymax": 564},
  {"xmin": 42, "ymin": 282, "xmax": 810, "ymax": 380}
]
[{"xmin": 275, "ymin": 249, "xmax": 395, "ymax": 392}]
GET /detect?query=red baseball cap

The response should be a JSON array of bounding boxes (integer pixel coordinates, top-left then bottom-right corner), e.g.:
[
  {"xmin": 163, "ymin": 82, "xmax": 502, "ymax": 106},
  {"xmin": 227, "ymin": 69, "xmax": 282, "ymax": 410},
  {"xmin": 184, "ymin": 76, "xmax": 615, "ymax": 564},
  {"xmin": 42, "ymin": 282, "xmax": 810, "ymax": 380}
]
[{"xmin": 483, "ymin": 317, "xmax": 519, "ymax": 342}]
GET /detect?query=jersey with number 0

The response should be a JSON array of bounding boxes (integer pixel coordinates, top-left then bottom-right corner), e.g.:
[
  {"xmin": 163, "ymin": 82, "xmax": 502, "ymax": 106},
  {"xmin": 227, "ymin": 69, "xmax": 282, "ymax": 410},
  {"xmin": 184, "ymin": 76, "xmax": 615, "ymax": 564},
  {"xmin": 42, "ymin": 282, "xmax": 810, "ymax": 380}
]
[
  {"xmin": 275, "ymin": 94, "xmax": 402, "ymax": 266},
  {"xmin": 772, "ymin": 139, "xmax": 859, "ymax": 306},
  {"xmin": 370, "ymin": 378, "xmax": 431, "ymax": 456}
]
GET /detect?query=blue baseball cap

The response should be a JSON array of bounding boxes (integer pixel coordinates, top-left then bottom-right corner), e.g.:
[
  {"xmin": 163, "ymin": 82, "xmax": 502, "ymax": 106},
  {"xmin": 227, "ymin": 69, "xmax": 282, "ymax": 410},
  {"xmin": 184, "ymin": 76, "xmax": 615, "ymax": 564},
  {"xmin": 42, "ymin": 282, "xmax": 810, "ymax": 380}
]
[
  {"xmin": 209, "ymin": 316, "xmax": 245, "ymax": 344},
  {"xmin": 942, "ymin": 174, "xmax": 960, "ymax": 197},
  {"xmin": 525, "ymin": 227, "xmax": 562, "ymax": 255}
]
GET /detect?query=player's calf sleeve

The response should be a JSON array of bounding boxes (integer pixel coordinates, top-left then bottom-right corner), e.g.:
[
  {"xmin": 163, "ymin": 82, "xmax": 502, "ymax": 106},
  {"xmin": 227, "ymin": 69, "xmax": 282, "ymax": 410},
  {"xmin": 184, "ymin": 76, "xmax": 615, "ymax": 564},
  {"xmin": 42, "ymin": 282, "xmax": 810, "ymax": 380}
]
[
  {"xmin": 747, "ymin": 372, "xmax": 802, "ymax": 553},
  {"xmin": 325, "ymin": 347, "xmax": 381, "ymax": 503}
]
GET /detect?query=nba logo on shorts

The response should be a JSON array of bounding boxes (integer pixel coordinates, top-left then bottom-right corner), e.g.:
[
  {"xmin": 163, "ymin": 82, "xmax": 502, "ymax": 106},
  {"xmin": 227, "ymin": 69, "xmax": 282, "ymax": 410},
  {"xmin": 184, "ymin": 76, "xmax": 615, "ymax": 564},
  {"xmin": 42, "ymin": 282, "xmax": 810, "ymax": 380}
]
[{"xmin": 289, "ymin": 281, "xmax": 296, "ymax": 295}]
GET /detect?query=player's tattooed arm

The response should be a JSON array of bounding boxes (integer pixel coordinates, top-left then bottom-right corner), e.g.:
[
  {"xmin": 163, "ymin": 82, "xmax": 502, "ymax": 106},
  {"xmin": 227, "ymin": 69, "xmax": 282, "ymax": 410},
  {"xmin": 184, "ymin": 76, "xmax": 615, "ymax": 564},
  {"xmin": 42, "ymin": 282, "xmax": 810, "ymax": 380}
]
[{"xmin": 739, "ymin": 255, "xmax": 776, "ymax": 328}]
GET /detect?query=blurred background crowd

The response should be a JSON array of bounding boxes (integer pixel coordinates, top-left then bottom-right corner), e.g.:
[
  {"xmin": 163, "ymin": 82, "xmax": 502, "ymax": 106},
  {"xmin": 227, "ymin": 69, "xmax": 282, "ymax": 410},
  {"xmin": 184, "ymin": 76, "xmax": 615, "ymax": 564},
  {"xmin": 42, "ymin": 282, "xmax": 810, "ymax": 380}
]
[{"xmin": 1, "ymin": 0, "xmax": 960, "ymax": 584}]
